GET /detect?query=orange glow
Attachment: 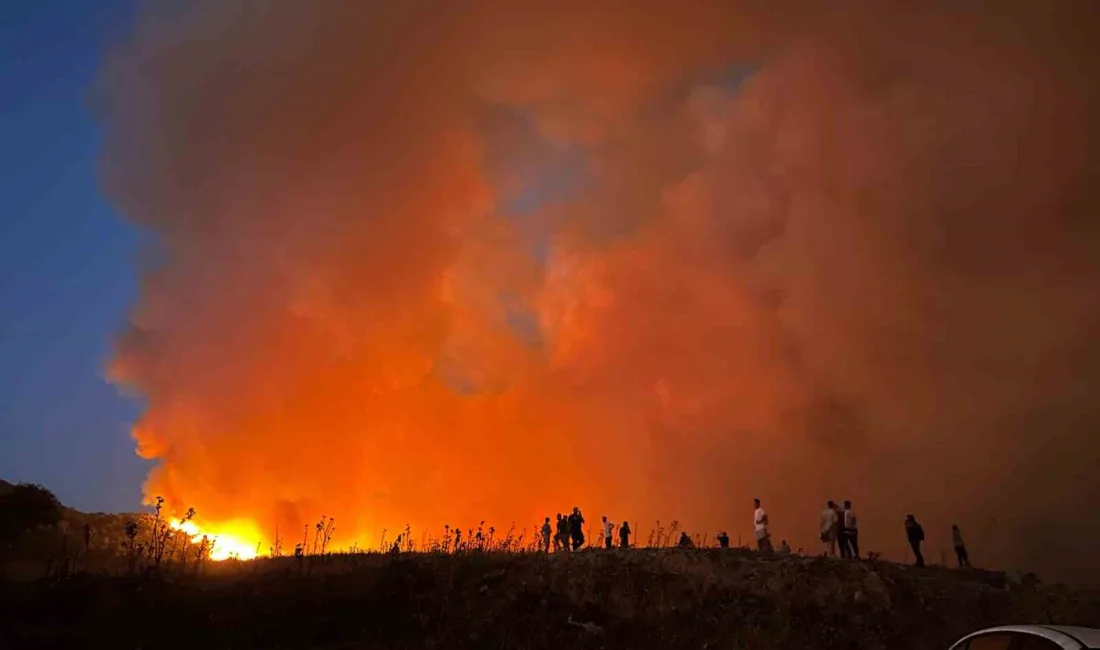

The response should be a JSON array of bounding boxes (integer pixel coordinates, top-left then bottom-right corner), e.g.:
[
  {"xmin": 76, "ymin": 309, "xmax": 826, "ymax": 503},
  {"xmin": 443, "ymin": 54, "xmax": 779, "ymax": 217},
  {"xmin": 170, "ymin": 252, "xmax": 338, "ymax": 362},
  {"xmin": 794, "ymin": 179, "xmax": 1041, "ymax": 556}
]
[
  {"xmin": 103, "ymin": 1, "xmax": 1100, "ymax": 582},
  {"xmin": 170, "ymin": 518, "xmax": 262, "ymax": 561}
]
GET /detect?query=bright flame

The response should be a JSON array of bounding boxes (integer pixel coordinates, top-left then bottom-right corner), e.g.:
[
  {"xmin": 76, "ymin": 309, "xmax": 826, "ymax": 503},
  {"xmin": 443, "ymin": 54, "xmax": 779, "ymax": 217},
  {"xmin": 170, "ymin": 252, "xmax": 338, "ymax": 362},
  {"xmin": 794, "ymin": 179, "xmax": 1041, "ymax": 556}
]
[{"xmin": 170, "ymin": 518, "xmax": 263, "ymax": 561}]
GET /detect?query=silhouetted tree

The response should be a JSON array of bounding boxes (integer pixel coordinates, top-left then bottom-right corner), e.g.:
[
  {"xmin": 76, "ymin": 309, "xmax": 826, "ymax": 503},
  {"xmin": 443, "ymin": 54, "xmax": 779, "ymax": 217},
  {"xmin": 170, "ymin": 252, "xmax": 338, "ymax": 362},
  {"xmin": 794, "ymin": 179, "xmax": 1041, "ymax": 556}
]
[
  {"xmin": 0, "ymin": 483, "xmax": 62, "ymax": 573},
  {"xmin": 0, "ymin": 483, "xmax": 61, "ymax": 547}
]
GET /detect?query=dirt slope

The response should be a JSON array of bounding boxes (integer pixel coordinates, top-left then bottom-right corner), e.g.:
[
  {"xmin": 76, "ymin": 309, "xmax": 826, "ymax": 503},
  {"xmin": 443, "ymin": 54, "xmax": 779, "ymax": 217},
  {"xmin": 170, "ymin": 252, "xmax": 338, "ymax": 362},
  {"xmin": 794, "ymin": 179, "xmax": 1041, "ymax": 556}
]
[{"xmin": 2, "ymin": 548, "xmax": 1098, "ymax": 649}]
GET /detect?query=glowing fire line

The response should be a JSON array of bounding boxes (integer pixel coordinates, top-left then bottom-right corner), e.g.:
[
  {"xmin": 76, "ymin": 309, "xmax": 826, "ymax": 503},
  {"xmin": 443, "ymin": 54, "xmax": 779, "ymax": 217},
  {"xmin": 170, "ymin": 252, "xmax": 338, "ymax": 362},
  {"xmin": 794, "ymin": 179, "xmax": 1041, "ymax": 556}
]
[{"xmin": 169, "ymin": 518, "xmax": 262, "ymax": 561}]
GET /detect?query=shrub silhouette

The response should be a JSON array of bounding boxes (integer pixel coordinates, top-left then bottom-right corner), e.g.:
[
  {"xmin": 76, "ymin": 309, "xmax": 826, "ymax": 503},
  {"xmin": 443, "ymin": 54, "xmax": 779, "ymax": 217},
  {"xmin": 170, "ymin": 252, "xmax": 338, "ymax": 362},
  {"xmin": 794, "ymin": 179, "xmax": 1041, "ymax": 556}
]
[{"xmin": 0, "ymin": 483, "xmax": 61, "ymax": 548}]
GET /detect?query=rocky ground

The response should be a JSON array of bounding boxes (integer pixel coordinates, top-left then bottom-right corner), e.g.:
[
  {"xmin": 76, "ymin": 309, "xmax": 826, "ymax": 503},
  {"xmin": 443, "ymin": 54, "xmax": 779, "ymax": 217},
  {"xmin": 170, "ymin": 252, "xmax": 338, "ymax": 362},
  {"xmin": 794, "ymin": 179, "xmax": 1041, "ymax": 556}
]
[{"xmin": 1, "ymin": 548, "xmax": 1098, "ymax": 649}]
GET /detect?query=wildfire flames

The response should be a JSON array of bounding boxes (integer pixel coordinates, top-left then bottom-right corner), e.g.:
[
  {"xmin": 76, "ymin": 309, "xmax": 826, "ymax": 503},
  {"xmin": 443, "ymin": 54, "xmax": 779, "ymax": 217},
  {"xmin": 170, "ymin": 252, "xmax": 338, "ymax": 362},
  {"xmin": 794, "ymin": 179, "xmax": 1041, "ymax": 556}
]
[
  {"xmin": 169, "ymin": 519, "xmax": 262, "ymax": 562},
  {"xmin": 102, "ymin": 1, "xmax": 1100, "ymax": 580}
]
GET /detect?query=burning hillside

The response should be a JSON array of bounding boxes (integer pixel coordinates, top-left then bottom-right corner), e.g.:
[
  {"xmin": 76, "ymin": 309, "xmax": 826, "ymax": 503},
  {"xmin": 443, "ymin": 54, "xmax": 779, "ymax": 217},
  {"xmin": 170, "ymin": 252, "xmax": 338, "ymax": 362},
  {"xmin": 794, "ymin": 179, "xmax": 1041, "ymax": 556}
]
[{"xmin": 167, "ymin": 519, "xmax": 259, "ymax": 562}]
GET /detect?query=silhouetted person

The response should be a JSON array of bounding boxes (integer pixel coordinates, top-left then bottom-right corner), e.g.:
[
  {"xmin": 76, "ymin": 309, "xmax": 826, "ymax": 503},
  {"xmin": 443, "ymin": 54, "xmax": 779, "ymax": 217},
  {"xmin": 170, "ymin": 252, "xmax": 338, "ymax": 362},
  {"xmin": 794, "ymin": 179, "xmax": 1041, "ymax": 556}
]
[
  {"xmin": 569, "ymin": 507, "xmax": 586, "ymax": 551},
  {"xmin": 753, "ymin": 498, "xmax": 773, "ymax": 553},
  {"xmin": 619, "ymin": 520, "xmax": 631, "ymax": 548},
  {"xmin": 602, "ymin": 516, "xmax": 614, "ymax": 549},
  {"xmin": 717, "ymin": 531, "xmax": 730, "ymax": 548},
  {"xmin": 842, "ymin": 500, "xmax": 860, "ymax": 559},
  {"xmin": 820, "ymin": 500, "xmax": 839, "ymax": 557},
  {"xmin": 555, "ymin": 513, "xmax": 569, "ymax": 552},
  {"xmin": 905, "ymin": 514, "xmax": 925, "ymax": 567},
  {"xmin": 952, "ymin": 524, "xmax": 970, "ymax": 567},
  {"xmin": 541, "ymin": 517, "xmax": 552, "ymax": 553},
  {"xmin": 678, "ymin": 531, "xmax": 694, "ymax": 549},
  {"xmin": 779, "ymin": 540, "xmax": 791, "ymax": 554},
  {"xmin": 835, "ymin": 500, "xmax": 850, "ymax": 558}
]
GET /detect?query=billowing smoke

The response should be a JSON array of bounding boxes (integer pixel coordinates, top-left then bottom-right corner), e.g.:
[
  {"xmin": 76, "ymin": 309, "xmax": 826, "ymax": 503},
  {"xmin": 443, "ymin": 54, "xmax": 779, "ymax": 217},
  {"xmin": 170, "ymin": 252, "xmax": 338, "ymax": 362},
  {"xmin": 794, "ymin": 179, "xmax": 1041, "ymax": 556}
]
[{"xmin": 100, "ymin": 0, "xmax": 1100, "ymax": 580}]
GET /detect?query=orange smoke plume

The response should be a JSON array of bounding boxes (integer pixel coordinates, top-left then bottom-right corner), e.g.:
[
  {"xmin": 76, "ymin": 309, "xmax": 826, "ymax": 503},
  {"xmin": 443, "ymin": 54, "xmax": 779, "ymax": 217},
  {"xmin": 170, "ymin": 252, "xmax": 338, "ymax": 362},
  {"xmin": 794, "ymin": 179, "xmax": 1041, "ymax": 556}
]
[{"xmin": 100, "ymin": 1, "xmax": 1100, "ymax": 580}]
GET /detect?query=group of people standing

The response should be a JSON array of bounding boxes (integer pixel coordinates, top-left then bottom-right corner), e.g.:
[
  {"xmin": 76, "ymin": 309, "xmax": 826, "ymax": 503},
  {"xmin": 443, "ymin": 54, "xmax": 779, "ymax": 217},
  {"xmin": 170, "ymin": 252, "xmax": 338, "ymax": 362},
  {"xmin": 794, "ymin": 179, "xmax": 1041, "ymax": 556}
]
[
  {"xmin": 819, "ymin": 500, "xmax": 860, "ymax": 558},
  {"xmin": 903, "ymin": 515, "xmax": 971, "ymax": 568},
  {"xmin": 541, "ymin": 508, "xmax": 633, "ymax": 553},
  {"xmin": 755, "ymin": 498, "xmax": 973, "ymax": 569},
  {"xmin": 537, "ymin": 499, "xmax": 972, "ymax": 570}
]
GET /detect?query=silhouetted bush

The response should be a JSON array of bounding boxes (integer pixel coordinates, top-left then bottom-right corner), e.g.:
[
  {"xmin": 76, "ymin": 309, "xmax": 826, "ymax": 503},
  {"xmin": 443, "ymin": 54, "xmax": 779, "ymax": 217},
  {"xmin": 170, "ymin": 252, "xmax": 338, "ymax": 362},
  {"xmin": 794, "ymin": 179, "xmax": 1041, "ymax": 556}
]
[{"xmin": 0, "ymin": 483, "xmax": 61, "ymax": 547}]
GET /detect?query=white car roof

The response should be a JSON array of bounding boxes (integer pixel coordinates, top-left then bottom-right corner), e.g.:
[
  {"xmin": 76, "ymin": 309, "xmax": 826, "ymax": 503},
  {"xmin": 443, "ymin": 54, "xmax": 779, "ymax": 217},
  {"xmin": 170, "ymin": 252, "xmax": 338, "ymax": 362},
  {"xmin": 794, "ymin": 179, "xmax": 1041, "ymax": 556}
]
[
  {"xmin": 1045, "ymin": 627, "xmax": 1100, "ymax": 649},
  {"xmin": 950, "ymin": 625, "xmax": 1100, "ymax": 649}
]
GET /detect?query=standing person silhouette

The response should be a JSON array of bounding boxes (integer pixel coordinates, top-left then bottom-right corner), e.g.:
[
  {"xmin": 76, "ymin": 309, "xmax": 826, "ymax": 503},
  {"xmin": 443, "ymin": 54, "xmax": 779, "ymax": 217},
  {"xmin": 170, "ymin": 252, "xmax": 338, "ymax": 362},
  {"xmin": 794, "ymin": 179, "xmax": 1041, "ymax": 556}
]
[
  {"xmin": 842, "ymin": 501, "xmax": 860, "ymax": 559},
  {"xmin": 569, "ymin": 507, "xmax": 586, "ymax": 551},
  {"xmin": 554, "ymin": 513, "xmax": 569, "ymax": 552},
  {"xmin": 602, "ymin": 516, "xmax": 614, "ymax": 549},
  {"xmin": 619, "ymin": 521, "xmax": 631, "ymax": 549},
  {"xmin": 952, "ymin": 524, "xmax": 970, "ymax": 567},
  {"xmin": 835, "ymin": 501, "xmax": 850, "ymax": 558},
  {"xmin": 753, "ymin": 498, "xmax": 772, "ymax": 553},
  {"xmin": 820, "ymin": 501, "xmax": 839, "ymax": 557},
  {"xmin": 905, "ymin": 514, "xmax": 925, "ymax": 567},
  {"xmin": 541, "ymin": 517, "xmax": 552, "ymax": 553}
]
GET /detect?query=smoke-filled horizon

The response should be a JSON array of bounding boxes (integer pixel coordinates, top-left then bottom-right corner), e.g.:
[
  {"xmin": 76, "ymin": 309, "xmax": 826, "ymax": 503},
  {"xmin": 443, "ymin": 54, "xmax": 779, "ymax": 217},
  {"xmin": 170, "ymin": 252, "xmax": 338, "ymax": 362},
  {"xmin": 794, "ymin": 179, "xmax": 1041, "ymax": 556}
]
[{"xmin": 100, "ymin": 0, "xmax": 1100, "ymax": 581}]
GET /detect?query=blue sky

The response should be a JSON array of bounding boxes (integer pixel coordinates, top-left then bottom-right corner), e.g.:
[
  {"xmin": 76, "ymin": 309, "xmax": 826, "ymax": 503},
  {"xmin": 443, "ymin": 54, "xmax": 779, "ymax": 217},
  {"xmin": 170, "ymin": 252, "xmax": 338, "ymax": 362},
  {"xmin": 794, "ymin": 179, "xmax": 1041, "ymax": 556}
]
[{"xmin": 0, "ymin": 0, "xmax": 148, "ymax": 512}]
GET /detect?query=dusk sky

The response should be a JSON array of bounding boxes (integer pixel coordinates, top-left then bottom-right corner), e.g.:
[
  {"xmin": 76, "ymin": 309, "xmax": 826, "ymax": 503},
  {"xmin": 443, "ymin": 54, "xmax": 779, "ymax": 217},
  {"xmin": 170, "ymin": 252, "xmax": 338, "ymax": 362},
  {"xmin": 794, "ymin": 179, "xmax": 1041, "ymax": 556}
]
[{"xmin": 0, "ymin": 0, "xmax": 148, "ymax": 512}]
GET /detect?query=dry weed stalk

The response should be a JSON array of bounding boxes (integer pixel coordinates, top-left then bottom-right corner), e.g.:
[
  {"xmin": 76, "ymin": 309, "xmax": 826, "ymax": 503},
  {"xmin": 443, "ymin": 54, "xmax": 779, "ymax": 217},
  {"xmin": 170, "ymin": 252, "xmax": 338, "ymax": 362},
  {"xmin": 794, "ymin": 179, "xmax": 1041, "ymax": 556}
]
[
  {"xmin": 319, "ymin": 517, "xmax": 336, "ymax": 554},
  {"xmin": 123, "ymin": 520, "xmax": 140, "ymax": 574},
  {"xmin": 664, "ymin": 521, "xmax": 681, "ymax": 547},
  {"xmin": 270, "ymin": 524, "xmax": 283, "ymax": 558}
]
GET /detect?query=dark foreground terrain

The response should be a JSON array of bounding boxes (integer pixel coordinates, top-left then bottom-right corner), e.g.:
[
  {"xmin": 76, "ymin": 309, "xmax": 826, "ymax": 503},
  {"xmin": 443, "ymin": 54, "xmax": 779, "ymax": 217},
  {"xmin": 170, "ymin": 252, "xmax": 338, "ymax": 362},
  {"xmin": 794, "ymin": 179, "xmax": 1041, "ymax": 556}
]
[{"xmin": 2, "ymin": 549, "xmax": 1098, "ymax": 650}]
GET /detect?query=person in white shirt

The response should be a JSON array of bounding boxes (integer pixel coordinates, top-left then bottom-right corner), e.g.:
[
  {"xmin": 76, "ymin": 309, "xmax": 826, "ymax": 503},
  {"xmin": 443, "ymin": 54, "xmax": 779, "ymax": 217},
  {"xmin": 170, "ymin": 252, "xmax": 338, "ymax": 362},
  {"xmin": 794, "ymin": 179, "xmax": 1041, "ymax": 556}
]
[
  {"xmin": 820, "ymin": 500, "xmax": 839, "ymax": 557},
  {"xmin": 842, "ymin": 500, "xmax": 859, "ymax": 559},
  {"xmin": 753, "ymin": 498, "xmax": 773, "ymax": 553},
  {"xmin": 602, "ymin": 516, "xmax": 614, "ymax": 550}
]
